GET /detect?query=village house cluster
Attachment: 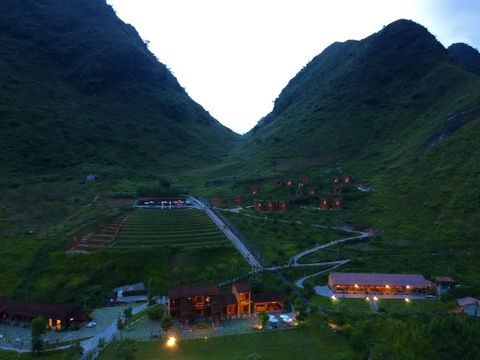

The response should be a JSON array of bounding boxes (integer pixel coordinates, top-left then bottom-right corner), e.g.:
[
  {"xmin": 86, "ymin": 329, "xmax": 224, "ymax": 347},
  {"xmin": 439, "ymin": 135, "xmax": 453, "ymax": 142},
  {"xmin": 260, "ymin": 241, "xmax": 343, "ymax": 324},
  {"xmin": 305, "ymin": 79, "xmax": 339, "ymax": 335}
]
[
  {"xmin": 240, "ymin": 175, "xmax": 353, "ymax": 212},
  {"xmin": 167, "ymin": 282, "xmax": 286, "ymax": 330}
]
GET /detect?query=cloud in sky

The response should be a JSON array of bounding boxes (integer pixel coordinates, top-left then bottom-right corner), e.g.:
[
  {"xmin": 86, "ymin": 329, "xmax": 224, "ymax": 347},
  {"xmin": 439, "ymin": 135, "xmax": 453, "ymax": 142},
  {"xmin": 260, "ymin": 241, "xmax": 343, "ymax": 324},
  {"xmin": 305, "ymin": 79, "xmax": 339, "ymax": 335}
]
[{"xmin": 108, "ymin": 0, "xmax": 480, "ymax": 134}]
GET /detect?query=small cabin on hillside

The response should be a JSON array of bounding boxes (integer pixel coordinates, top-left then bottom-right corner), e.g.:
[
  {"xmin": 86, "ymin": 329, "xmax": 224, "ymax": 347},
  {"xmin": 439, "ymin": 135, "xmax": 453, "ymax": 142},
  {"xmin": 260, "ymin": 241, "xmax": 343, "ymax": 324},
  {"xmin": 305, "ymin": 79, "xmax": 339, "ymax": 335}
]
[
  {"xmin": 266, "ymin": 201, "xmax": 276, "ymax": 211},
  {"xmin": 332, "ymin": 187, "xmax": 343, "ymax": 194},
  {"xmin": 251, "ymin": 188, "xmax": 260, "ymax": 195},
  {"xmin": 254, "ymin": 201, "xmax": 266, "ymax": 211},
  {"xmin": 308, "ymin": 188, "xmax": 318, "ymax": 196},
  {"xmin": 457, "ymin": 297, "xmax": 480, "ymax": 316},
  {"xmin": 279, "ymin": 201, "xmax": 289, "ymax": 212},
  {"xmin": 295, "ymin": 189, "xmax": 304, "ymax": 197},
  {"xmin": 286, "ymin": 180, "xmax": 295, "ymax": 186},
  {"xmin": 87, "ymin": 174, "xmax": 100, "ymax": 182},
  {"xmin": 234, "ymin": 196, "xmax": 244, "ymax": 206},
  {"xmin": 302, "ymin": 176, "xmax": 311, "ymax": 185},
  {"xmin": 332, "ymin": 198, "xmax": 343, "ymax": 210},
  {"xmin": 332, "ymin": 175, "xmax": 341, "ymax": 183},
  {"xmin": 275, "ymin": 179, "xmax": 284, "ymax": 186},
  {"xmin": 319, "ymin": 198, "xmax": 330, "ymax": 210},
  {"xmin": 343, "ymin": 176, "xmax": 353, "ymax": 183}
]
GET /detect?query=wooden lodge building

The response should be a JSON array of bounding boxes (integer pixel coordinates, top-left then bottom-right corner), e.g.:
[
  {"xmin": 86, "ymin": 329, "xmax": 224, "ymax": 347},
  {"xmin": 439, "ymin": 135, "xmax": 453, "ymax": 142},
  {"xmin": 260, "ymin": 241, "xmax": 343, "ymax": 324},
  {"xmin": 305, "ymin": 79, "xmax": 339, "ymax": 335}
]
[
  {"xmin": 329, "ymin": 273, "xmax": 431, "ymax": 294},
  {"xmin": 254, "ymin": 200, "xmax": 289, "ymax": 212},
  {"xmin": 0, "ymin": 296, "xmax": 87, "ymax": 330},
  {"xmin": 234, "ymin": 196, "xmax": 244, "ymax": 206},
  {"xmin": 167, "ymin": 282, "xmax": 286, "ymax": 330}
]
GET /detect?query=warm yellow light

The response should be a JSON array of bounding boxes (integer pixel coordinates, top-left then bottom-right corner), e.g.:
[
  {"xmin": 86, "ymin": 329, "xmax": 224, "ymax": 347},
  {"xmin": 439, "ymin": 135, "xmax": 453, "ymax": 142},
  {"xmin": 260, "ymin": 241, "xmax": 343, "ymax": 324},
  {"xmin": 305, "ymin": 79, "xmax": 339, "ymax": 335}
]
[
  {"xmin": 365, "ymin": 297, "xmax": 369, "ymax": 301},
  {"xmin": 373, "ymin": 296, "xmax": 378, "ymax": 301},
  {"xmin": 405, "ymin": 298, "xmax": 409, "ymax": 302},
  {"xmin": 386, "ymin": 285, "xmax": 389, "ymax": 288},
  {"xmin": 167, "ymin": 337, "xmax": 176, "ymax": 347},
  {"xmin": 331, "ymin": 295, "xmax": 336, "ymax": 299},
  {"xmin": 406, "ymin": 285, "xmax": 410, "ymax": 289},
  {"xmin": 354, "ymin": 284, "xmax": 358, "ymax": 288}
]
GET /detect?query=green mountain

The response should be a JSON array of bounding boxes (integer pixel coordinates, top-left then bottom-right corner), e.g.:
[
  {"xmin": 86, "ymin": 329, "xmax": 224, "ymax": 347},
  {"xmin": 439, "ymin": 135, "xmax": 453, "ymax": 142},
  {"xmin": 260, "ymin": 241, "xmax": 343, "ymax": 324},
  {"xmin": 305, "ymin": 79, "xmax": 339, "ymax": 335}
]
[
  {"xmin": 448, "ymin": 42, "xmax": 480, "ymax": 76},
  {"xmin": 237, "ymin": 19, "xmax": 480, "ymax": 246},
  {"xmin": 0, "ymin": 0, "xmax": 240, "ymax": 184}
]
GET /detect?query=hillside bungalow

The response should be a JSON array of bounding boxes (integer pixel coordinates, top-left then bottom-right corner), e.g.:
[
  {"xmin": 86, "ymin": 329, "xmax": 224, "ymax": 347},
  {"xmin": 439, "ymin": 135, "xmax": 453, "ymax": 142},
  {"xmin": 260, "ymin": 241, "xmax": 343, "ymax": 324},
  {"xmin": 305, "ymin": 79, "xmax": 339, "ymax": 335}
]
[
  {"xmin": 167, "ymin": 283, "xmax": 286, "ymax": 329},
  {"xmin": 234, "ymin": 196, "xmax": 244, "ymax": 206},
  {"xmin": 254, "ymin": 201, "xmax": 266, "ymax": 211},
  {"xmin": 343, "ymin": 176, "xmax": 353, "ymax": 183},
  {"xmin": 279, "ymin": 201, "xmax": 289, "ymax": 212},
  {"xmin": 457, "ymin": 297, "xmax": 480, "ymax": 316},
  {"xmin": 295, "ymin": 189, "xmax": 304, "ymax": 196},
  {"xmin": 275, "ymin": 179, "xmax": 284, "ymax": 186},
  {"xmin": 332, "ymin": 187, "xmax": 343, "ymax": 194},
  {"xmin": 87, "ymin": 174, "xmax": 100, "ymax": 182},
  {"xmin": 332, "ymin": 176, "xmax": 341, "ymax": 183},
  {"xmin": 308, "ymin": 188, "xmax": 318, "ymax": 196},
  {"xmin": 251, "ymin": 187, "xmax": 260, "ymax": 195},
  {"xmin": 333, "ymin": 198, "xmax": 343, "ymax": 210},
  {"xmin": 329, "ymin": 273, "xmax": 431, "ymax": 294},
  {"xmin": 319, "ymin": 198, "xmax": 330, "ymax": 209},
  {"xmin": 266, "ymin": 201, "xmax": 277, "ymax": 211},
  {"xmin": 286, "ymin": 180, "xmax": 295, "ymax": 186},
  {"xmin": 302, "ymin": 176, "xmax": 311, "ymax": 185},
  {"xmin": 0, "ymin": 296, "xmax": 87, "ymax": 330}
]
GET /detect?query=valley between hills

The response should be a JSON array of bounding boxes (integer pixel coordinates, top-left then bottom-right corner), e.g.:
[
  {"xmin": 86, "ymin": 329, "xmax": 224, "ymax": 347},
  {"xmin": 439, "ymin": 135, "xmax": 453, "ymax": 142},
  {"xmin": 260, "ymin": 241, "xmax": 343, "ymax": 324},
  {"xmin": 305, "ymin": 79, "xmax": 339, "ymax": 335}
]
[{"xmin": 1, "ymin": 1, "xmax": 480, "ymax": 359}]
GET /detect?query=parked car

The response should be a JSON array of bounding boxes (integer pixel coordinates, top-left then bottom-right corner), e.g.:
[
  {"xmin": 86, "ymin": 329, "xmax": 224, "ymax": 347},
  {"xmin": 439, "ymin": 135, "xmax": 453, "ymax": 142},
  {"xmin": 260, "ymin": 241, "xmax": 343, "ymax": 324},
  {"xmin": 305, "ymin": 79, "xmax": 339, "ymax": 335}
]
[{"xmin": 86, "ymin": 322, "xmax": 97, "ymax": 328}]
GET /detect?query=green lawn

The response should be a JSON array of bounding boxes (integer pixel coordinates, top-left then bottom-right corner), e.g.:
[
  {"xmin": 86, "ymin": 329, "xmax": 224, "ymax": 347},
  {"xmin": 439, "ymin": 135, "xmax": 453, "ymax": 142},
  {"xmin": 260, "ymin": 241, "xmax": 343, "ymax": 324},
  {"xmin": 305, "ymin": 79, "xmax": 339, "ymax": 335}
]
[{"xmin": 97, "ymin": 319, "xmax": 355, "ymax": 360}]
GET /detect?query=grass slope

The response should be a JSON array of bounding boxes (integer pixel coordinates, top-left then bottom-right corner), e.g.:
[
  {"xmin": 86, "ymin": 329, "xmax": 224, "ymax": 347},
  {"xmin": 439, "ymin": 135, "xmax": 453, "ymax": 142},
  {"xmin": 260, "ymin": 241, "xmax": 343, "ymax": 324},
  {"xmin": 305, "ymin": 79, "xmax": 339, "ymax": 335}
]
[{"xmin": 0, "ymin": 0, "xmax": 240, "ymax": 184}]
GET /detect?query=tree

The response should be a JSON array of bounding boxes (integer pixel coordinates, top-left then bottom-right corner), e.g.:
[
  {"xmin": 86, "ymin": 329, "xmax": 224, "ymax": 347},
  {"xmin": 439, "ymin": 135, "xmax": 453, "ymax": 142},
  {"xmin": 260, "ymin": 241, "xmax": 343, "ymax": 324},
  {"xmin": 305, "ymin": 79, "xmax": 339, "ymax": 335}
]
[
  {"xmin": 246, "ymin": 353, "xmax": 262, "ymax": 360},
  {"xmin": 31, "ymin": 315, "xmax": 47, "ymax": 338},
  {"xmin": 31, "ymin": 315, "xmax": 47, "ymax": 354},
  {"xmin": 257, "ymin": 310, "xmax": 269, "ymax": 330},
  {"xmin": 147, "ymin": 304, "xmax": 165, "ymax": 320},
  {"xmin": 117, "ymin": 317, "xmax": 125, "ymax": 339},
  {"xmin": 123, "ymin": 306, "xmax": 133, "ymax": 325},
  {"xmin": 160, "ymin": 315, "xmax": 174, "ymax": 335},
  {"xmin": 294, "ymin": 298, "xmax": 308, "ymax": 322},
  {"xmin": 114, "ymin": 338, "xmax": 137, "ymax": 360}
]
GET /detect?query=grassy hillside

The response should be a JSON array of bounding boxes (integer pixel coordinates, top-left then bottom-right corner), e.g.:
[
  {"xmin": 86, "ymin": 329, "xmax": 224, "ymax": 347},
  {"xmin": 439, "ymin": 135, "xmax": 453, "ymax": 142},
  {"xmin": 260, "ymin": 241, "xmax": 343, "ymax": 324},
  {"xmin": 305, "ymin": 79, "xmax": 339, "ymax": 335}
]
[
  {"xmin": 0, "ymin": 0, "xmax": 240, "ymax": 185},
  {"xmin": 232, "ymin": 19, "xmax": 480, "ymax": 246}
]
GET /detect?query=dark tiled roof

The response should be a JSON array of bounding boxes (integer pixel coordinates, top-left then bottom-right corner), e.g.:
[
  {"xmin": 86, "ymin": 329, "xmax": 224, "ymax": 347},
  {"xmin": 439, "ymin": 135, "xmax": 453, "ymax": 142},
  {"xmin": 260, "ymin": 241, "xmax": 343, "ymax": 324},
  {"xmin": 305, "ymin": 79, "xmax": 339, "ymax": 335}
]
[
  {"xmin": 457, "ymin": 297, "xmax": 480, "ymax": 307},
  {"xmin": 329, "ymin": 273, "xmax": 431, "ymax": 287},
  {"xmin": 168, "ymin": 284, "xmax": 220, "ymax": 299},
  {"xmin": 210, "ymin": 297, "xmax": 222, "ymax": 314},
  {"xmin": 1, "ymin": 296, "xmax": 85, "ymax": 320},
  {"xmin": 0, "ymin": 296, "xmax": 16, "ymax": 313},
  {"xmin": 435, "ymin": 277, "xmax": 455, "ymax": 283},
  {"xmin": 219, "ymin": 293, "xmax": 238, "ymax": 306},
  {"xmin": 252, "ymin": 292, "xmax": 286, "ymax": 303},
  {"xmin": 233, "ymin": 282, "xmax": 252, "ymax": 293}
]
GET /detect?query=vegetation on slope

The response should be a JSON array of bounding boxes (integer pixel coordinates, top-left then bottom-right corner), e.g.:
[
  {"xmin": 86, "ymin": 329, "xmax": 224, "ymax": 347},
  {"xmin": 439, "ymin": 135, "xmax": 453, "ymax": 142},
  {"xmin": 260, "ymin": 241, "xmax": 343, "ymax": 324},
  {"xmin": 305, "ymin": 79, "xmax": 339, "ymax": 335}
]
[{"xmin": 0, "ymin": 0, "xmax": 240, "ymax": 185}]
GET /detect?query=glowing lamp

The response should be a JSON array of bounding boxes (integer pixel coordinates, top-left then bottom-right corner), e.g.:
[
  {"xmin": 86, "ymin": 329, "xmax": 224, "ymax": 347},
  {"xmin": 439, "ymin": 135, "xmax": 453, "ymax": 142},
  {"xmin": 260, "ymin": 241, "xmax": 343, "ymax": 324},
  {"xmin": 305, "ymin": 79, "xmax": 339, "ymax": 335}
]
[{"xmin": 167, "ymin": 337, "xmax": 176, "ymax": 347}]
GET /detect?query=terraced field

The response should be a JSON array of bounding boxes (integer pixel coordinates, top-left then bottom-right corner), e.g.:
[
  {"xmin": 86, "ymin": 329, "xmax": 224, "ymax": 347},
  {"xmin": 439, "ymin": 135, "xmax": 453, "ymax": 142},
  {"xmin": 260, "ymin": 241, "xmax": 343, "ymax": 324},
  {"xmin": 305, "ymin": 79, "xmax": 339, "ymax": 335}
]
[{"xmin": 84, "ymin": 209, "xmax": 230, "ymax": 249}]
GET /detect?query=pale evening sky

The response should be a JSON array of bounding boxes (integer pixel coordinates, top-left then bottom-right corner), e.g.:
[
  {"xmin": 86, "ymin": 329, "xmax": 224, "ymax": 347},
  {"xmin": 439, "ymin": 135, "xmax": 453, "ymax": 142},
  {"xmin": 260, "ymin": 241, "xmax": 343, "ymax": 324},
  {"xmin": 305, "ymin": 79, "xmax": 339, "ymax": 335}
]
[{"xmin": 107, "ymin": 0, "xmax": 480, "ymax": 134}]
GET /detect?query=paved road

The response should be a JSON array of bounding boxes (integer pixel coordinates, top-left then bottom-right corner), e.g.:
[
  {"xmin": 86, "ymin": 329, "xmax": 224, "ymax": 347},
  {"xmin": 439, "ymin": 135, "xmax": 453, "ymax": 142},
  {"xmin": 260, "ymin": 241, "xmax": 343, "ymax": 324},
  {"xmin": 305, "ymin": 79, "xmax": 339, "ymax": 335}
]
[
  {"xmin": 289, "ymin": 231, "xmax": 369, "ymax": 265},
  {"xmin": 80, "ymin": 302, "xmax": 148, "ymax": 354},
  {"xmin": 292, "ymin": 260, "xmax": 350, "ymax": 288},
  {"xmin": 204, "ymin": 208, "xmax": 261, "ymax": 268}
]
